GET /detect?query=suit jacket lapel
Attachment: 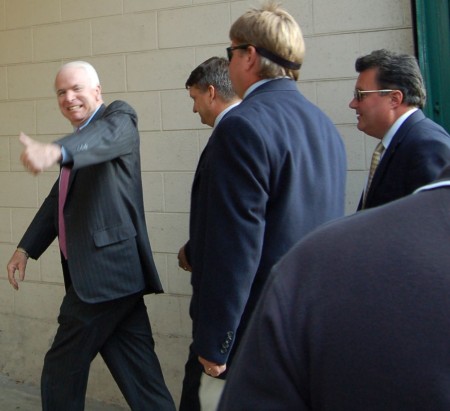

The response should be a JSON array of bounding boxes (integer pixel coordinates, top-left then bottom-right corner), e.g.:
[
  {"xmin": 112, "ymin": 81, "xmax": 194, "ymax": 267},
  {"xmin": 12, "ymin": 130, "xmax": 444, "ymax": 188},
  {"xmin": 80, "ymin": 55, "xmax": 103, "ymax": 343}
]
[
  {"xmin": 65, "ymin": 104, "xmax": 106, "ymax": 193},
  {"xmin": 366, "ymin": 110, "xmax": 425, "ymax": 202},
  {"xmin": 192, "ymin": 136, "xmax": 212, "ymax": 195},
  {"xmin": 192, "ymin": 106, "xmax": 237, "ymax": 191}
]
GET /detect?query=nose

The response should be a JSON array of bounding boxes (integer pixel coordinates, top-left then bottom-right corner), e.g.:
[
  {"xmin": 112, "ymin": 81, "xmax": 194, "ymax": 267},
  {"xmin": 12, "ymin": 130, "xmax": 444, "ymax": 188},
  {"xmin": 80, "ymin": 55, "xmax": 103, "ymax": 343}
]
[
  {"xmin": 65, "ymin": 90, "xmax": 76, "ymax": 102},
  {"xmin": 349, "ymin": 97, "xmax": 358, "ymax": 109}
]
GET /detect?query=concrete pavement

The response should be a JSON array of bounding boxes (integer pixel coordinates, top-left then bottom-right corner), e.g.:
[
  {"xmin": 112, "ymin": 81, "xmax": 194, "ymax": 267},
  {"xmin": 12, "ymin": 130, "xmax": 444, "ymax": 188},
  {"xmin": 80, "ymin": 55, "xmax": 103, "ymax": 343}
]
[{"xmin": 0, "ymin": 374, "xmax": 126, "ymax": 410}]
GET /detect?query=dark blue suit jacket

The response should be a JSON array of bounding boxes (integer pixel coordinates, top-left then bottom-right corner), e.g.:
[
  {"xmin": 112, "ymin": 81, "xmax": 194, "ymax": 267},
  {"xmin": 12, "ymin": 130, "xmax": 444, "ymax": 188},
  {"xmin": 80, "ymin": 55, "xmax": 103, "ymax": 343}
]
[
  {"xmin": 19, "ymin": 101, "xmax": 162, "ymax": 303},
  {"xmin": 359, "ymin": 109, "xmax": 450, "ymax": 210},
  {"xmin": 185, "ymin": 78, "xmax": 347, "ymax": 370},
  {"xmin": 219, "ymin": 166, "xmax": 450, "ymax": 411}
]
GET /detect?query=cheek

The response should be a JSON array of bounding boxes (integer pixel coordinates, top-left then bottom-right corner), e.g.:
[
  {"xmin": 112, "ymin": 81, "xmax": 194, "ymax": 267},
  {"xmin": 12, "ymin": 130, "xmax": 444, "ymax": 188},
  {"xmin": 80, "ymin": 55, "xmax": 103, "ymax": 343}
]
[
  {"xmin": 365, "ymin": 105, "xmax": 383, "ymax": 122},
  {"xmin": 229, "ymin": 69, "xmax": 237, "ymax": 84},
  {"xmin": 57, "ymin": 96, "xmax": 67, "ymax": 108},
  {"xmin": 198, "ymin": 101, "xmax": 207, "ymax": 113}
]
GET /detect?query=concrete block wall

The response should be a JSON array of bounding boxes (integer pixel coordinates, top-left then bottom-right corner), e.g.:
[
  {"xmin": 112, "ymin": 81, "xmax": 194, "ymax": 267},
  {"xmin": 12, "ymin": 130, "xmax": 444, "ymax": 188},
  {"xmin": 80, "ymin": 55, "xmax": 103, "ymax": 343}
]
[{"xmin": 0, "ymin": 0, "xmax": 414, "ymax": 407}]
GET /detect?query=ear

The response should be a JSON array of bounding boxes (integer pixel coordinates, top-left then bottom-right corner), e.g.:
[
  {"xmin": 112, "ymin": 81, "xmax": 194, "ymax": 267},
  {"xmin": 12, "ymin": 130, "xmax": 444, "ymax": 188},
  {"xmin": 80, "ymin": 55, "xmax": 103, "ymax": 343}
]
[
  {"xmin": 249, "ymin": 45, "xmax": 260, "ymax": 67},
  {"xmin": 390, "ymin": 89, "xmax": 404, "ymax": 108},
  {"xmin": 95, "ymin": 85, "xmax": 102, "ymax": 101},
  {"xmin": 207, "ymin": 84, "xmax": 216, "ymax": 103}
]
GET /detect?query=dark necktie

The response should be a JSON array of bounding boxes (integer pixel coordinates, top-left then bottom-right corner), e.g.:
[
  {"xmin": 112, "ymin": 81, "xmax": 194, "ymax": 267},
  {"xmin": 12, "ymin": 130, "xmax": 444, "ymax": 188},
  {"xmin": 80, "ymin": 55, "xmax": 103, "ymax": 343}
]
[{"xmin": 58, "ymin": 166, "xmax": 71, "ymax": 259}]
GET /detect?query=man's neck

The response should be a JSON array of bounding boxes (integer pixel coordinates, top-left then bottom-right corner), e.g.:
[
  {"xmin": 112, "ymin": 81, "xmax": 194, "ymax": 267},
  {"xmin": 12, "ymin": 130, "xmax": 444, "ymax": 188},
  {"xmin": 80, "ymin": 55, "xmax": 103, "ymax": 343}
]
[
  {"xmin": 395, "ymin": 104, "xmax": 417, "ymax": 118},
  {"xmin": 76, "ymin": 103, "xmax": 103, "ymax": 130},
  {"xmin": 213, "ymin": 99, "xmax": 241, "ymax": 128}
]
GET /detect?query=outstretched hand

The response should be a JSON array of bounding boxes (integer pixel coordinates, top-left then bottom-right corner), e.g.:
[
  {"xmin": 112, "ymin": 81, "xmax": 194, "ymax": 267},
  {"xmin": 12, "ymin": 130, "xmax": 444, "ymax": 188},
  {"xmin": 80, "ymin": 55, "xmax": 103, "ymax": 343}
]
[{"xmin": 19, "ymin": 132, "xmax": 62, "ymax": 175}]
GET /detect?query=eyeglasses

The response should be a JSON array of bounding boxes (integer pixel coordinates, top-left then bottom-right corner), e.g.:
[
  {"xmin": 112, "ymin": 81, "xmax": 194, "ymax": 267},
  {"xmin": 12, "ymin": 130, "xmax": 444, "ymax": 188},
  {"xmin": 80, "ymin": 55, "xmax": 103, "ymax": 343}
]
[
  {"xmin": 226, "ymin": 44, "xmax": 251, "ymax": 61},
  {"xmin": 353, "ymin": 89, "xmax": 397, "ymax": 102}
]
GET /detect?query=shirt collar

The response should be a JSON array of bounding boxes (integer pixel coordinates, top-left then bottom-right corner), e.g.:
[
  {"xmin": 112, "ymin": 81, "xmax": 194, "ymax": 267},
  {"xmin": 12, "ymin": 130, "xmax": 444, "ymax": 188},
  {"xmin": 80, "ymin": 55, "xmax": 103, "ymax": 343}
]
[
  {"xmin": 76, "ymin": 105, "xmax": 102, "ymax": 131},
  {"xmin": 243, "ymin": 79, "xmax": 274, "ymax": 99},
  {"xmin": 213, "ymin": 102, "xmax": 240, "ymax": 128},
  {"xmin": 381, "ymin": 107, "xmax": 418, "ymax": 149},
  {"xmin": 414, "ymin": 180, "xmax": 450, "ymax": 194}
]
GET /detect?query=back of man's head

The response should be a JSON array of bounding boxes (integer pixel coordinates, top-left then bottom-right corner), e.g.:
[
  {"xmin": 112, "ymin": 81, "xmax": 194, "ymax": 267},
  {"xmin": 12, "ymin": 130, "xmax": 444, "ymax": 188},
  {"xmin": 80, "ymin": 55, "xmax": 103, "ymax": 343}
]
[
  {"xmin": 185, "ymin": 57, "xmax": 236, "ymax": 102},
  {"xmin": 229, "ymin": 1, "xmax": 305, "ymax": 80}
]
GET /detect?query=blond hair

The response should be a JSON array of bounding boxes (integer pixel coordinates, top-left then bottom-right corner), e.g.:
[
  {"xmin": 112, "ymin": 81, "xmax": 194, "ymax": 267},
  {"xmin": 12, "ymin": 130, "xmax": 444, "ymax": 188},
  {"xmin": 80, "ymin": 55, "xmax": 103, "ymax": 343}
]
[{"xmin": 229, "ymin": 1, "xmax": 305, "ymax": 80}]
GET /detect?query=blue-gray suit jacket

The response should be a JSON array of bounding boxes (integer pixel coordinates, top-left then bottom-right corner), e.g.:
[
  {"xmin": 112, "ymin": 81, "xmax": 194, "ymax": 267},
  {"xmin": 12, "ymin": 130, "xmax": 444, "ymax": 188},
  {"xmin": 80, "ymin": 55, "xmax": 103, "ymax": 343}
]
[
  {"xmin": 219, "ymin": 165, "xmax": 450, "ymax": 410},
  {"xmin": 185, "ymin": 78, "xmax": 347, "ymax": 370},
  {"xmin": 359, "ymin": 109, "xmax": 450, "ymax": 210},
  {"xmin": 19, "ymin": 101, "xmax": 162, "ymax": 303}
]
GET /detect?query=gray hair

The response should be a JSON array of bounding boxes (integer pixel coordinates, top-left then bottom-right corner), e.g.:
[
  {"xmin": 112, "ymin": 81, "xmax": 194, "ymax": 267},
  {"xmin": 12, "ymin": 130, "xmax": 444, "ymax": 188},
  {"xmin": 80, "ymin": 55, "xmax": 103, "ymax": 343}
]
[
  {"xmin": 185, "ymin": 57, "xmax": 236, "ymax": 102},
  {"xmin": 57, "ymin": 61, "xmax": 101, "ymax": 88}
]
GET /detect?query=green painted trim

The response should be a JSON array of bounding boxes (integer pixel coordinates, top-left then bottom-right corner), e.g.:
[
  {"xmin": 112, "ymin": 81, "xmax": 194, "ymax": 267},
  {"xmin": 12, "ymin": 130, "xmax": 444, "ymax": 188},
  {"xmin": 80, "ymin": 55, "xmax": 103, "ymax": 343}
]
[{"xmin": 415, "ymin": 0, "xmax": 450, "ymax": 132}]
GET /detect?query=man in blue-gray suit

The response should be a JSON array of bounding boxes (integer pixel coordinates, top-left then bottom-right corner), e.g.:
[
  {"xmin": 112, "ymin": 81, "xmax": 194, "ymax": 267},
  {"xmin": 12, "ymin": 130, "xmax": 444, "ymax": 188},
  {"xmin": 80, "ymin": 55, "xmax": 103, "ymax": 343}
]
[
  {"xmin": 219, "ymin": 166, "xmax": 450, "ymax": 411},
  {"xmin": 6, "ymin": 61, "xmax": 175, "ymax": 411},
  {"xmin": 178, "ymin": 3, "xmax": 347, "ymax": 409},
  {"xmin": 350, "ymin": 49, "xmax": 450, "ymax": 210}
]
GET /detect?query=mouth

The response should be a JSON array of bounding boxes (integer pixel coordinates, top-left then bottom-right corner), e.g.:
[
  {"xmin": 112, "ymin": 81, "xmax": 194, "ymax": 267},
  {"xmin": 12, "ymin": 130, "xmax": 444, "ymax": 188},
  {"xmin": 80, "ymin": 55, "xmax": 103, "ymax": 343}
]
[{"xmin": 67, "ymin": 105, "xmax": 82, "ymax": 111}]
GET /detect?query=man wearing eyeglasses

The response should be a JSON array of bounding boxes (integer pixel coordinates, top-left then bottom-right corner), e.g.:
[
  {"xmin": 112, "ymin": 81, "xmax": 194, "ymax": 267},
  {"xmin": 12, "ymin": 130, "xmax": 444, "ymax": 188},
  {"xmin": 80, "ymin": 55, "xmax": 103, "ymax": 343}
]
[
  {"xmin": 182, "ymin": 2, "xmax": 347, "ymax": 410},
  {"xmin": 349, "ymin": 49, "xmax": 450, "ymax": 210}
]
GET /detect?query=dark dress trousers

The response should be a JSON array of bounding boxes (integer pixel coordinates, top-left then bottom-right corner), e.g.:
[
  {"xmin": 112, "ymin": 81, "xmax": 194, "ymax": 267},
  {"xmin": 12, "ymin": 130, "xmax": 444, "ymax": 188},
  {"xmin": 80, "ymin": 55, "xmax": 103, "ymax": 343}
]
[
  {"xmin": 219, "ymin": 166, "xmax": 450, "ymax": 411},
  {"xmin": 18, "ymin": 101, "xmax": 175, "ymax": 411},
  {"xmin": 359, "ymin": 109, "xmax": 450, "ymax": 210},
  {"xmin": 184, "ymin": 78, "xmax": 347, "ymax": 377}
]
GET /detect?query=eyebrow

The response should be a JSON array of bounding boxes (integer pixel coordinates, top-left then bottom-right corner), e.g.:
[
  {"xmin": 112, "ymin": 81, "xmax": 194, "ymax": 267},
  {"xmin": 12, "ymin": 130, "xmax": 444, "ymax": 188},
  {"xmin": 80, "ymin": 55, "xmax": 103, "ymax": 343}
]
[{"xmin": 56, "ymin": 83, "xmax": 85, "ymax": 93}]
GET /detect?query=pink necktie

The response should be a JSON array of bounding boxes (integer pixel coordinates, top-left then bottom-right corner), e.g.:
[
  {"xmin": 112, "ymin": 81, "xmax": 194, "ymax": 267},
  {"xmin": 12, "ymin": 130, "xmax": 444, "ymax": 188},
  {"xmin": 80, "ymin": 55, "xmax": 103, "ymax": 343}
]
[{"xmin": 58, "ymin": 166, "xmax": 71, "ymax": 259}]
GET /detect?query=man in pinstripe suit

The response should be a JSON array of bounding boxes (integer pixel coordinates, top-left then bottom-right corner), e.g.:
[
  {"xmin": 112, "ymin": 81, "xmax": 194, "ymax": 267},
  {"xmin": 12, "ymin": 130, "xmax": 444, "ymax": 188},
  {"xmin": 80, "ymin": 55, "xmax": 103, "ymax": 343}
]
[{"xmin": 6, "ymin": 61, "xmax": 175, "ymax": 411}]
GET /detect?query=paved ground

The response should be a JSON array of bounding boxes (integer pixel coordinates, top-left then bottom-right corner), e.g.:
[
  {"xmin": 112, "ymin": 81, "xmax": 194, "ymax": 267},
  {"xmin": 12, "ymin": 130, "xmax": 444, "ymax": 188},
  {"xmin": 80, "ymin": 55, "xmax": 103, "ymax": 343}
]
[{"xmin": 0, "ymin": 374, "xmax": 126, "ymax": 410}]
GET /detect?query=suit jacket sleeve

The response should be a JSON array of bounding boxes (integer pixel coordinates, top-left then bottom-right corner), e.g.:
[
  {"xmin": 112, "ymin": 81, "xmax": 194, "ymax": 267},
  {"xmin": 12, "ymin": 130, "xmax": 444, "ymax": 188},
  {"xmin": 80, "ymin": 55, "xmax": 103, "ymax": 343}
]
[
  {"xmin": 192, "ymin": 114, "xmax": 270, "ymax": 364},
  {"xmin": 18, "ymin": 180, "xmax": 59, "ymax": 259},
  {"xmin": 19, "ymin": 101, "xmax": 137, "ymax": 266},
  {"xmin": 218, "ymin": 263, "xmax": 309, "ymax": 411},
  {"xmin": 17, "ymin": 101, "xmax": 136, "ymax": 259},
  {"xmin": 57, "ymin": 101, "xmax": 138, "ymax": 169}
]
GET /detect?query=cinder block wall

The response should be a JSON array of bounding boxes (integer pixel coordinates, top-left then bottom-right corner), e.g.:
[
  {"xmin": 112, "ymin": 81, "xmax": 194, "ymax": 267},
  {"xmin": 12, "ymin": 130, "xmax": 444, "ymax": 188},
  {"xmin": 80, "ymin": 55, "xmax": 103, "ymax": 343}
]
[{"xmin": 0, "ymin": 0, "xmax": 414, "ymax": 407}]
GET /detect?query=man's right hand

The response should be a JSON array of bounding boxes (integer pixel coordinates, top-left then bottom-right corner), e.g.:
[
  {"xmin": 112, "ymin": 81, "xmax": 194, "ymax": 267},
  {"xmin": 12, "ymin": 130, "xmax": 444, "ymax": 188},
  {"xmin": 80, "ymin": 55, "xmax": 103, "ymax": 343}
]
[
  {"xmin": 7, "ymin": 250, "xmax": 28, "ymax": 290},
  {"xmin": 19, "ymin": 132, "xmax": 62, "ymax": 175},
  {"xmin": 178, "ymin": 244, "xmax": 192, "ymax": 272}
]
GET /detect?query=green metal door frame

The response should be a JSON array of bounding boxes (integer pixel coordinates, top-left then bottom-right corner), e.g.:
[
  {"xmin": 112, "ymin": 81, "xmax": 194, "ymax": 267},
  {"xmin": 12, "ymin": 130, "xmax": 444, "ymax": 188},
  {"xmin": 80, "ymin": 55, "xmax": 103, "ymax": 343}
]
[{"xmin": 414, "ymin": 0, "xmax": 450, "ymax": 132}]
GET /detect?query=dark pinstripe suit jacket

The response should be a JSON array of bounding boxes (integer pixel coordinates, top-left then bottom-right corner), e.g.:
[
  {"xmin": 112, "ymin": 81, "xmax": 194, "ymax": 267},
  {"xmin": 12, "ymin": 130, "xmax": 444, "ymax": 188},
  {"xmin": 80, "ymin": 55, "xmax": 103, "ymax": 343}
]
[{"xmin": 19, "ymin": 101, "xmax": 162, "ymax": 303}]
